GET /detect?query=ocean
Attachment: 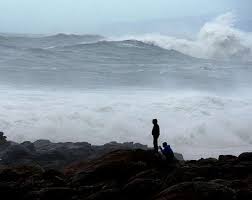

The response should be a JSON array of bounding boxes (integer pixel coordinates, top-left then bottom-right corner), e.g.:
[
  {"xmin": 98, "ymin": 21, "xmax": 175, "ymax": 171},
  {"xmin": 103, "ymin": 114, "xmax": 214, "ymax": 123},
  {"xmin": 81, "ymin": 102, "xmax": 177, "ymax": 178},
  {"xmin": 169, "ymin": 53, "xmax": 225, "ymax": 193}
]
[{"xmin": 1, "ymin": 14, "xmax": 252, "ymax": 159}]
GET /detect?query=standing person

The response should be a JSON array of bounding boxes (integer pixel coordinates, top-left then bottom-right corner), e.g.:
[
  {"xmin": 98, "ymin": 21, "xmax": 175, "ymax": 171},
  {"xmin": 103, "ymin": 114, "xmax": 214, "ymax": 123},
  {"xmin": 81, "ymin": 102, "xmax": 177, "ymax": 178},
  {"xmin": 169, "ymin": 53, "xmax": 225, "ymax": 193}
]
[{"xmin": 152, "ymin": 119, "xmax": 160, "ymax": 152}]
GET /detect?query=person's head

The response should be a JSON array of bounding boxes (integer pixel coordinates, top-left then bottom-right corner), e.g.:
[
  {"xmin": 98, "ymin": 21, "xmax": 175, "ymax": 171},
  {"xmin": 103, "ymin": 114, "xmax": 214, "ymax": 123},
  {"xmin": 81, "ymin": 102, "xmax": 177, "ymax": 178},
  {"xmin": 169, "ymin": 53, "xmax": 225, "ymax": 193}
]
[
  {"xmin": 162, "ymin": 142, "xmax": 168, "ymax": 147},
  {"xmin": 152, "ymin": 119, "xmax": 158, "ymax": 125}
]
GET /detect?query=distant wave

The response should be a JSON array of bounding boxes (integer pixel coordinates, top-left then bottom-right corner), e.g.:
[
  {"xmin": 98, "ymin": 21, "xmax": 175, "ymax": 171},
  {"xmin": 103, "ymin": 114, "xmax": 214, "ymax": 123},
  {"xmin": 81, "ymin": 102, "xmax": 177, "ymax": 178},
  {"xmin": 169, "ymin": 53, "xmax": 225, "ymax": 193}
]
[
  {"xmin": 13, "ymin": 39, "xmax": 193, "ymax": 62},
  {"xmin": 51, "ymin": 13, "xmax": 251, "ymax": 62},
  {"xmin": 109, "ymin": 13, "xmax": 252, "ymax": 62},
  {"xmin": 0, "ymin": 33, "xmax": 104, "ymax": 49},
  {"xmin": 1, "ymin": 13, "xmax": 251, "ymax": 62},
  {"xmin": 59, "ymin": 39, "xmax": 164, "ymax": 50},
  {"xmin": 0, "ymin": 33, "xmax": 104, "ymax": 40},
  {"xmin": 41, "ymin": 33, "xmax": 104, "ymax": 41}
]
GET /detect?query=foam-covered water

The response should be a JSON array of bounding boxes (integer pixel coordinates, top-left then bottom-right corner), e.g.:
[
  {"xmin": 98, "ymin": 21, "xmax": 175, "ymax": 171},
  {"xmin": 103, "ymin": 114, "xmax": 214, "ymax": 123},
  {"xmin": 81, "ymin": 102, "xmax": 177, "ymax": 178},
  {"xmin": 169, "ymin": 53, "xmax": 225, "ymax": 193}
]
[{"xmin": 0, "ymin": 13, "xmax": 252, "ymax": 159}]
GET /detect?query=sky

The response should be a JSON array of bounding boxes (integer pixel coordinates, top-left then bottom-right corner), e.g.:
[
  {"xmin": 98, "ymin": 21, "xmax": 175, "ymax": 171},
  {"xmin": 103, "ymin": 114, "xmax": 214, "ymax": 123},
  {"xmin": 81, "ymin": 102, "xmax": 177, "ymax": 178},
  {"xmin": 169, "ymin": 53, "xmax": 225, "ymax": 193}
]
[{"xmin": 0, "ymin": 0, "xmax": 251, "ymax": 35}]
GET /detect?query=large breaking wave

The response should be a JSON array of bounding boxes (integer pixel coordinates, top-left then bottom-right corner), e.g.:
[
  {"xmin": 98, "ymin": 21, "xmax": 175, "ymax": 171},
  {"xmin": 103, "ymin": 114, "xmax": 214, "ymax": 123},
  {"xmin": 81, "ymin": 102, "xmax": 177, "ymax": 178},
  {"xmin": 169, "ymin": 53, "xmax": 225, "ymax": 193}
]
[{"xmin": 111, "ymin": 13, "xmax": 252, "ymax": 61}]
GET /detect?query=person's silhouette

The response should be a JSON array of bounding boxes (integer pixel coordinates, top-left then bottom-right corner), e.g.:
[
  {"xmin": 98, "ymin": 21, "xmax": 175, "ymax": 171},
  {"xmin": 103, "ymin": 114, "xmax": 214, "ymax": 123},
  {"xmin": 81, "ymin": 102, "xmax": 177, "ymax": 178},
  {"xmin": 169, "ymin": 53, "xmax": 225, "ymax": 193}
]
[
  {"xmin": 159, "ymin": 142, "xmax": 174, "ymax": 162},
  {"xmin": 152, "ymin": 119, "xmax": 160, "ymax": 152}
]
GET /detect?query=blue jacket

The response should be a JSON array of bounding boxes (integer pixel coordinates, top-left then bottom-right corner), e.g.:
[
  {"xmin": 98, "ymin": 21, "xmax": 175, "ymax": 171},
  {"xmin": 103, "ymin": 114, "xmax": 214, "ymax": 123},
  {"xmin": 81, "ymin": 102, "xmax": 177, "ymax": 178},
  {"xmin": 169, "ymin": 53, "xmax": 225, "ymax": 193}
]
[{"xmin": 161, "ymin": 145, "xmax": 174, "ymax": 155}]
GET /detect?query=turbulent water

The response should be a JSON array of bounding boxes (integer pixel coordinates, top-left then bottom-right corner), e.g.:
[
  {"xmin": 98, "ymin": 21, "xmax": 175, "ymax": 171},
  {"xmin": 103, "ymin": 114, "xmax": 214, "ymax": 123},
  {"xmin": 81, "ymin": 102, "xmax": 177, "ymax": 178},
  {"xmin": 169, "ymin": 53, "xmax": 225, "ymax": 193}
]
[{"xmin": 1, "ymin": 13, "xmax": 252, "ymax": 159}]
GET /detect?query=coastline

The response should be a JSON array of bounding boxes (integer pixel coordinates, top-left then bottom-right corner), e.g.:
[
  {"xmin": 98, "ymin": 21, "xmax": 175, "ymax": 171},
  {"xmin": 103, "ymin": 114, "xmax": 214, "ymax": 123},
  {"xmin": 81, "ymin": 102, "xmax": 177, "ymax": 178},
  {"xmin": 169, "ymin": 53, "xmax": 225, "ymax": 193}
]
[{"xmin": 0, "ymin": 139, "xmax": 251, "ymax": 199}]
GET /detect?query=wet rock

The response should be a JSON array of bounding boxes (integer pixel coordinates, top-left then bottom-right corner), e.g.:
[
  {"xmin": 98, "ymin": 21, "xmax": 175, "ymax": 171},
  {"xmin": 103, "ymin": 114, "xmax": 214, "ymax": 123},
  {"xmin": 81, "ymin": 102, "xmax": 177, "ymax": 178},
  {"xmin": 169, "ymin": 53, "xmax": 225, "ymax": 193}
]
[
  {"xmin": 87, "ymin": 188, "xmax": 120, "ymax": 200},
  {"xmin": 197, "ymin": 158, "xmax": 218, "ymax": 165},
  {"xmin": 0, "ymin": 165, "xmax": 43, "ymax": 181},
  {"xmin": 0, "ymin": 144, "xmax": 34, "ymax": 165},
  {"xmin": 0, "ymin": 168, "xmax": 19, "ymax": 182},
  {"xmin": 39, "ymin": 187, "xmax": 75, "ymax": 200},
  {"xmin": 70, "ymin": 149, "xmax": 163, "ymax": 185},
  {"xmin": 0, "ymin": 182, "xmax": 23, "ymax": 199},
  {"xmin": 128, "ymin": 169, "xmax": 160, "ymax": 182},
  {"xmin": 0, "ymin": 138, "xmax": 250, "ymax": 200},
  {"xmin": 41, "ymin": 169, "xmax": 66, "ymax": 187},
  {"xmin": 238, "ymin": 152, "xmax": 252, "ymax": 162},
  {"xmin": 20, "ymin": 141, "xmax": 36, "ymax": 152},
  {"xmin": 33, "ymin": 139, "xmax": 52, "ymax": 151},
  {"xmin": 0, "ymin": 132, "xmax": 7, "ymax": 145},
  {"xmin": 0, "ymin": 137, "xmax": 184, "ymax": 171},
  {"xmin": 123, "ymin": 178, "xmax": 162, "ymax": 199},
  {"xmin": 174, "ymin": 153, "xmax": 184, "ymax": 161},
  {"xmin": 155, "ymin": 181, "xmax": 236, "ymax": 200},
  {"xmin": 237, "ymin": 189, "xmax": 252, "ymax": 200},
  {"xmin": 219, "ymin": 155, "xmax": 237, "ymax": 162},
  {"xmin": 192, "ymin": 177, "xmax": 206, "ymax": 182},
  {"xmin": 78, "ymin": 184, "xmax": 105, "ymax": 197}
]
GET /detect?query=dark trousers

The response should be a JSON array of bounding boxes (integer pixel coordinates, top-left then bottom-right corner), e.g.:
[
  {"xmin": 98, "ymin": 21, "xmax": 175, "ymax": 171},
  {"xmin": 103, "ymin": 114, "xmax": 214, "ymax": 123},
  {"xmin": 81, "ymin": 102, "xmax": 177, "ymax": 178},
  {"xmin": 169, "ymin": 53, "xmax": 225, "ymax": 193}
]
[
  {"xmin": 153, "ymin": 136, "xmax": 159, "ymax": 152},
  {"xmin": 164, "ymin": 153, "xmax": 174, "ymax": 162}
]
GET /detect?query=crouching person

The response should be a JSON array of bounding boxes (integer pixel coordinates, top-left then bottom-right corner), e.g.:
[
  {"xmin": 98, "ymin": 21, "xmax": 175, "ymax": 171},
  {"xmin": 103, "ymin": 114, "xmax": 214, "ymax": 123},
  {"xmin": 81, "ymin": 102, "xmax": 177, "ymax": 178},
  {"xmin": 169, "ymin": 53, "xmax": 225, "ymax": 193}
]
[{"xmin": 159, "ymin": 142, "xmax": 174, "ymax": 162}]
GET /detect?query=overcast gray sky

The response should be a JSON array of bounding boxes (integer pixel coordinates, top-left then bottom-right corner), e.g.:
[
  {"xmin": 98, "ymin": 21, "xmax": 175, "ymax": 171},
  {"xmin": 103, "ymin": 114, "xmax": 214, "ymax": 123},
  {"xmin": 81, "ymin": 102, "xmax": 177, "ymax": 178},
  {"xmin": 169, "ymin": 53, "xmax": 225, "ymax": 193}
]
[{"xmin": 0, "ymin": 0, "xmax": 251, "ymax": 34}]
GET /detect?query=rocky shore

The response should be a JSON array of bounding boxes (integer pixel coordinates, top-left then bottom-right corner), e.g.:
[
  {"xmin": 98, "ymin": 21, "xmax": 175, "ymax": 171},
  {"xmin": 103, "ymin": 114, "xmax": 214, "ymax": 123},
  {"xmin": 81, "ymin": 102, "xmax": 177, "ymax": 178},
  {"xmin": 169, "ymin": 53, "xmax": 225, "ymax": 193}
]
[{"xmin": 0, "ymin": 139, "xmax": 251, "ymax": 200}]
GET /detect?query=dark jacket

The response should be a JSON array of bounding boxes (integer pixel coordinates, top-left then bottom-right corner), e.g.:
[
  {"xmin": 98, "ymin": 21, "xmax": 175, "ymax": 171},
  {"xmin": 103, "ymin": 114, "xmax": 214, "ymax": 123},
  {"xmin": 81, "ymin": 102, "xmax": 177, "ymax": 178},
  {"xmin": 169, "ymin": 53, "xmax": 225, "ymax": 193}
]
[
  {"xmin": 161, "ymin": 145, "xmax": 174, "ymax": 155},
  {"xmin": 152, "ymin": 124, "xmax": 160, "ymax": 138}
]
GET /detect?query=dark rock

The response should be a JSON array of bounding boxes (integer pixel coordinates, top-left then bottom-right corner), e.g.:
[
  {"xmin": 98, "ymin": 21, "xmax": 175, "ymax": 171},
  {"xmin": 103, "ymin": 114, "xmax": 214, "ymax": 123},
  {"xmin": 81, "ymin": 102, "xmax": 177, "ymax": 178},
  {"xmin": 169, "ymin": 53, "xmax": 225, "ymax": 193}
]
[
  {"xmin": 70, "ymin": 171, "xmax": 92, "ymax": 186},
  {"xmin": 41, "ymin": 169, "xmax": 66, "ymax": 187},
  {"xmin": 78, "ymin": 184, "xmax": 105, "ymax": 197},
  {"xmin": 192, "ymin": 177, "xmax": 206, "ymax": 182},
  {"xmin": 0, "ymin": 144, "xmax": 34, "ymax": 165},
  {"xmin": 219, "ymin": 155, "xmax": 237, "ymax": 162},
  {"xmin": 0, "ymin": 182, "xmax": 23, "ymax": 199},
  {"xmin": 209, "ymin": 179, "xmax": 232, "ymax": 187},
  {"xmin": 0, "ymin": 148, "xmax": 250, "ymax": 200},
  {"xmin": 21, "ymin": 141, "xmax": 36, "ymax": 152},
  {"xmin": 174, "ymin": 165, "xmax": 220, "ymax": 182},
  {"xmin": 1, "ymin": 138, "xmax": 184, "ymax": 170},
  {"xmin": 237, "ymin": 189, "xmax": 252, "ymax": 200},
  {"xmin": 23, "ymin": 191, "xmax": 40, "ymax": 200},
  {"xmin": 197, "ymin": 158, "xmax": 218, "ymax": 165},
  {"xmin": 0, "ymin": 137, "xmax": 251, "ymax": 200},
  {"xmin": 0, "ymin": 168, "xmax": 19, "ymax": 182},
  {"xmin": 39, "ymin": 187, "xmax": 75, "ymax": 200},
  {"xmin": 33, "ymin": 139, "xmax": 52, "ymax": 151},
  {"xmin": 123, "ymin": 178, "xmax": 162, "ymax": 199},
  {"xmin": 70, "ymin": 149, "xmax": 163, "ymax": 185},
  {"xmin": 238, "ymin": 152, "xmax": 252, "ymax": 162},
  {"xmin": 155, "ymin": 181, "xmax": 236, "ymax": 200},
  {"xmin": 128, "ymin": 169, "xmax": 160, "ymax": 182},
  {"xmin": 174, "ymin": 153, "xmax": 184, "ymax": 161},
  {"xmin": 87, "ymin": 188, "xmax": 120, "ymax": 200},
  {"xmin": 42, "ymin": 169, "xmax": 64, "ymax": 179},
  {"xmin": 0, "ymin": 132, "xmax": 7, "ymax": 145}
]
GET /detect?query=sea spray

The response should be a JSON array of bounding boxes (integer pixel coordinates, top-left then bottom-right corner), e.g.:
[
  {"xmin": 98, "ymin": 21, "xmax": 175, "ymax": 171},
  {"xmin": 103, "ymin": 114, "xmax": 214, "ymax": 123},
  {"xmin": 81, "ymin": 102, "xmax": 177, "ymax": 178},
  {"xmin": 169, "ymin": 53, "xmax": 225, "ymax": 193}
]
[{"xmin": 110, "ymin": 13, "xmax": 252, "ymax": 61}]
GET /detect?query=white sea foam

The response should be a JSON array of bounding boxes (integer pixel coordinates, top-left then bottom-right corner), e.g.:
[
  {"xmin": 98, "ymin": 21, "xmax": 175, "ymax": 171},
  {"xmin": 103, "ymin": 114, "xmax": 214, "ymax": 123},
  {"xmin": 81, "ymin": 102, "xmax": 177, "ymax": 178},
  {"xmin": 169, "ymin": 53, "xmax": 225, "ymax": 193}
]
[
  {"xmin": 1, "ymin": 87, "xmax": 252, "ymax": 159},
  {"xmin": 111, "ymin": 13, "xmax": 252, "ymax": 61}
]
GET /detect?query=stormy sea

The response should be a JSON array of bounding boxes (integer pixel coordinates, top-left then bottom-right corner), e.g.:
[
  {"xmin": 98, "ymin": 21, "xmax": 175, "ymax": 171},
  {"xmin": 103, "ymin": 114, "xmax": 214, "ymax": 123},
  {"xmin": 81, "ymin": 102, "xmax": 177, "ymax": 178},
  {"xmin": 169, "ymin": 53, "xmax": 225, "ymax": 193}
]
[{"xmin": 1, "ymin": 14, "xmax": 252, "ymax": 159}]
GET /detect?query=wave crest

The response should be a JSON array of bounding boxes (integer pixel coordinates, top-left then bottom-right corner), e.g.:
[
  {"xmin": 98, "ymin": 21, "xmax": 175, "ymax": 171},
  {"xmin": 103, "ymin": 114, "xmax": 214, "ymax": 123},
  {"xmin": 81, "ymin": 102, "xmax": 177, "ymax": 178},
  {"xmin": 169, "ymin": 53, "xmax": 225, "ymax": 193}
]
[{"xmin": 112, "ymin": 13, "xmax": 252, "ymax": 61}]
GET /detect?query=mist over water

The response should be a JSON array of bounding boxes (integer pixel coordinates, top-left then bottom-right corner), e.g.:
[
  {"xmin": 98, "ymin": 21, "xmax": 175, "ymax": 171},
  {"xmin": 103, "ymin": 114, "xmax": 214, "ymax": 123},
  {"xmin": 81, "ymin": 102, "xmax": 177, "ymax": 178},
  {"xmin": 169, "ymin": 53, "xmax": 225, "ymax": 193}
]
[{"xmin": 0, "ymin": 13, "xmax": 252, "ymax": 159}]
